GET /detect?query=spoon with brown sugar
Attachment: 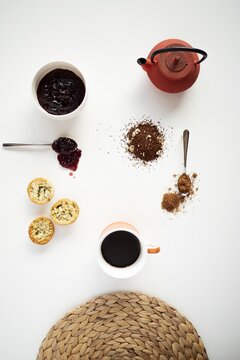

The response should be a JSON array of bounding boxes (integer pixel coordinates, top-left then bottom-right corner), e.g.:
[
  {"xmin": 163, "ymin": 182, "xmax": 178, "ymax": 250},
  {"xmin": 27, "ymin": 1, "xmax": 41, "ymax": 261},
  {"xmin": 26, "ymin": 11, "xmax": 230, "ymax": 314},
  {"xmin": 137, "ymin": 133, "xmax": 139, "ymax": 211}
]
[{"xmin": 177, "ymin": 129, "xmax": 192, "ymax": 196}]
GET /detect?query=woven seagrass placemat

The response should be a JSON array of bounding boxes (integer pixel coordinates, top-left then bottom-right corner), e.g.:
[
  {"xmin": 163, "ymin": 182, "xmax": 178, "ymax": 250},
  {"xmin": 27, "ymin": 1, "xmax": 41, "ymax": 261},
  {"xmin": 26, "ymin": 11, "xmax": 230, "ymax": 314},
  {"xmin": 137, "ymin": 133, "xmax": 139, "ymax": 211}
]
[{"xmin": 37, "ymin": 292, "xmax": 208, "ymax": 360}]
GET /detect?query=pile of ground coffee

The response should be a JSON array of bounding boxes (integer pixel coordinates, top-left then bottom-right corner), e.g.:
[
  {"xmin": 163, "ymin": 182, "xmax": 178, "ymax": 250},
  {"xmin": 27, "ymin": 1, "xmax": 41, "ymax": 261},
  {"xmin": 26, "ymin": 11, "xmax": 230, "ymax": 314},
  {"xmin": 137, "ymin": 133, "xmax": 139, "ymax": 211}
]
[
  {"xmin": 162, "ymin": 173, "xmax": 197, "ymax": 213},
  {"xmin": 126, "ymin": 121, "xmax": 164, "ymax": 162}
]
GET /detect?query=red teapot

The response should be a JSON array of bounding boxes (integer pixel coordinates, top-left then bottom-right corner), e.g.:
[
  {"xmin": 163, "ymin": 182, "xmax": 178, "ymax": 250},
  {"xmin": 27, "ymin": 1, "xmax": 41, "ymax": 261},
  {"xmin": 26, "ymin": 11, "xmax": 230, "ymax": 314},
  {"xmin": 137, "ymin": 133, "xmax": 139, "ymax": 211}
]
[{"xmin": 137, "ymin": 39, "xmax": 207, "ymax": 93}]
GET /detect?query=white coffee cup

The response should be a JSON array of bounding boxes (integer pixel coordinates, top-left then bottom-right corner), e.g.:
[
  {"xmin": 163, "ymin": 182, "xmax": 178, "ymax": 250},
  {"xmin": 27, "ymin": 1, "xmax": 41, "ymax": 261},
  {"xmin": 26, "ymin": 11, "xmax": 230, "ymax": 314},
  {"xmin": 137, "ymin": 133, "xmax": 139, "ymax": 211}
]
[
  {"xmin": 32, "ymin": 61, "xmax": 87, "ymax": 120},
  {"xmin": 97, "ymin": 222, "xmax": 160, "ymax": 279}
]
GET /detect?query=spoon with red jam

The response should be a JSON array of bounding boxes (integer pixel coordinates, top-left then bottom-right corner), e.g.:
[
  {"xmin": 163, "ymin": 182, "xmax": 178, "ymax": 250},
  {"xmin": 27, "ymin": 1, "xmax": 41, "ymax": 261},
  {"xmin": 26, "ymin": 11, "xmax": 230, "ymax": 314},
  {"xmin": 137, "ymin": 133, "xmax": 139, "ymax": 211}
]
[
  {"xmin": 2, "ymin": 137, "xmax": 76, "ymax": 150},
  {"xmin": 2, "ymin": 137, "xmax": 82, "ymax": 171}
]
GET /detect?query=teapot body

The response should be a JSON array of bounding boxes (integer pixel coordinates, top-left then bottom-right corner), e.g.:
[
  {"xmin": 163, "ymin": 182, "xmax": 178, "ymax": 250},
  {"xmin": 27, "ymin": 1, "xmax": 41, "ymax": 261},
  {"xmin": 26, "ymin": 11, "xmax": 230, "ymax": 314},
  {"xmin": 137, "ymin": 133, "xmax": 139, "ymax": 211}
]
[{"xmin": 140, "ymin": 39, "xmax": 204, "ymax": 93}]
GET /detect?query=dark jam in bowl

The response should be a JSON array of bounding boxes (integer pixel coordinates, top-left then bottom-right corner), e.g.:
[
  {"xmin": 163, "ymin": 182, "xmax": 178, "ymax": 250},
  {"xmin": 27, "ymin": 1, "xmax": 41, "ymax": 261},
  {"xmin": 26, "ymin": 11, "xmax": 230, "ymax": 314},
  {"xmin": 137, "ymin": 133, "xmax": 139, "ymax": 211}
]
[{"xmin": 37, "ymin": 69, "xmax": 85, "ymax": 115}]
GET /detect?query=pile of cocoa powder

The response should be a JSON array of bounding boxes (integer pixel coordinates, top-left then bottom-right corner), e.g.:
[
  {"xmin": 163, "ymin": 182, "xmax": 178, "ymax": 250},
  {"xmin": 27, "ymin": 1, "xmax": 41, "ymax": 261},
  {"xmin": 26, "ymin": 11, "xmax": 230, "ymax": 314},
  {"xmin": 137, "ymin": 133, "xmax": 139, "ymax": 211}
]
[
  {"xmin": 125, "ymin": 120, "xmax": 165, "ymax": 163},
  {"xmin": 161, "ymin": 173, "xmax": 198, "ymax": 213}
]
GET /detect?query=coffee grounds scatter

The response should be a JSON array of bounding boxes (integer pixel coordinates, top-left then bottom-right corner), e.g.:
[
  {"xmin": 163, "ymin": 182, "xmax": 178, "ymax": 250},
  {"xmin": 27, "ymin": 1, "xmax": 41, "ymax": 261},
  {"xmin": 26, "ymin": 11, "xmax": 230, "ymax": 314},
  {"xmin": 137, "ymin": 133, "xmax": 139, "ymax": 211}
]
[
  {"xmin": 162, "ymin": 173, "xmax": 198, "ymax": 213},
  {"xmin": 126, "ymin": 121, "xmax": 164, "ymax": 162},
  {"xmin": 52, "ymin": 137, "xmax": 82, "ymax": 171}
]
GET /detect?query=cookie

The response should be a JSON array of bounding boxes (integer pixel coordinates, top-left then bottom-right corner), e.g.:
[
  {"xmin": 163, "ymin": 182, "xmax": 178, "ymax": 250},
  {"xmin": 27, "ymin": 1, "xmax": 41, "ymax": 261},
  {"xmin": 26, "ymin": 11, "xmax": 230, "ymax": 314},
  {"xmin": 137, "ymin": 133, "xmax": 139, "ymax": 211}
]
[
  {"xmin": 28, "ymin": 217, "xmax": 55, "ymax": 245},
  {"xmin": 27, "ymin": 178, "xmax": 54, "ymax": 204},
  {"xmin": 51, "ymin": 198, "xmax": 79, "ymax": 225}
]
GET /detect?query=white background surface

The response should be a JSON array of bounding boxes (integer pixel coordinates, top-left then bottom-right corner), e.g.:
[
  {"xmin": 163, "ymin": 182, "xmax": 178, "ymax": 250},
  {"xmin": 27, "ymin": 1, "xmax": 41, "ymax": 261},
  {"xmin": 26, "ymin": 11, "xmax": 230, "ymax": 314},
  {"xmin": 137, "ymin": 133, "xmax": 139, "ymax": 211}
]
[{"xmin": 0, "ymin": 0, "xmax": 240, "ymax": 359}]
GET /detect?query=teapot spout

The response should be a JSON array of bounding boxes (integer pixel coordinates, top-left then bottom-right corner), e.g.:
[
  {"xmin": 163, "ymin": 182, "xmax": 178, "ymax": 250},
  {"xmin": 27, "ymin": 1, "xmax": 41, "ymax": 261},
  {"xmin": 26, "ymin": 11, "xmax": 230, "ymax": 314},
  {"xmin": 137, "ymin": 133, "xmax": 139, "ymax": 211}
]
[{"xmin": 137, "ymin": 57, "xmax": 152, "ymax": 72}]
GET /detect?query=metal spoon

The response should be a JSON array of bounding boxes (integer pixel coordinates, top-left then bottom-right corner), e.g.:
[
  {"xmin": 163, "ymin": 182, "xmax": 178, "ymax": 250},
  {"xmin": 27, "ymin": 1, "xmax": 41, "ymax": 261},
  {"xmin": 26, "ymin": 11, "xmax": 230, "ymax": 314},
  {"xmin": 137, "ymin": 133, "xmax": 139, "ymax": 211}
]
[
  {"xmin": 177, "ymin": 129, "xmax": 191, "ymax": 196},
  {"xmin": 2, "ymin": 143, "xmax": 51, "ymax": 147},
  {"xmin": 183, "ymin": 129, "xmax": 189, "ymax": 173}
]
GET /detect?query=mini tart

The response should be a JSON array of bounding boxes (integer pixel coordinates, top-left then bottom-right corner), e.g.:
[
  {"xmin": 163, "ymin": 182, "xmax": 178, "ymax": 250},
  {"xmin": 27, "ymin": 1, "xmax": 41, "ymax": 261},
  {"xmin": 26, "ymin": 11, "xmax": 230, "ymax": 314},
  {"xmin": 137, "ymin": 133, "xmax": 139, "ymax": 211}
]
[
  {"xmin": 27, "ymin": 177, "xmax": 54, "ymax": 204},
  {"xmin": 51, "ymin": 198, "xmax": 79, "ymax": 225},
  {"xmin": 28, "ymin": 217, "xmax": 55, "ymax": 245}
]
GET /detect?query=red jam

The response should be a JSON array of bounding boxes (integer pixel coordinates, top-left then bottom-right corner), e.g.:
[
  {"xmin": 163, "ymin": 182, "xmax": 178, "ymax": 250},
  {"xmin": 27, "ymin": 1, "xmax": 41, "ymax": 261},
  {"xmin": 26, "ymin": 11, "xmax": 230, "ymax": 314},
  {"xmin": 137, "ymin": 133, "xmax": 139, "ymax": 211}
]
[
  {"xmin": 52, "ymin": 137, "xmax": 81, "ymax": 171},
  {"xmin": 52, "ymin": 137, "xmax": 77, "ymax": 154},
  {"xmin": 57, "ymin": 149, "xmax": 82, "ymax": 171}
]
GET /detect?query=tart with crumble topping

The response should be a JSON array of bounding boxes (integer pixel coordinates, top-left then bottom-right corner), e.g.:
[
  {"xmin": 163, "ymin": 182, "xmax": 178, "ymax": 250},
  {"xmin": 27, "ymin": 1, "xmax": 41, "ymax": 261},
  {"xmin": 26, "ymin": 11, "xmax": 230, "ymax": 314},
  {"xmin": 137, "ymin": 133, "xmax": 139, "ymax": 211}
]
[
  {"xmin": 50, "ymin": 198, "xmax": 79, "ymax": 225},
  {"xmin": 28, "ymin": 216, "xmax": 55, "ymax": 245},
  {"xmin": 27, "ymin": 178, "xmax": 54, "ymax": 204}
]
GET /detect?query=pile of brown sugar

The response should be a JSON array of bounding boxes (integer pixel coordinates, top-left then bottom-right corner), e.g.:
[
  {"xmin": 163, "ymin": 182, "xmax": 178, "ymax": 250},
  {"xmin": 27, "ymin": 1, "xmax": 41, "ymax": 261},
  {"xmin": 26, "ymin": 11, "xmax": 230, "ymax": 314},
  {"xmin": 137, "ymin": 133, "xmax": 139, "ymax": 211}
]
[
  {"xmin": 161, "ymin": 173, "xmax": 198, "ymax": 213},
  {"xmin": 162, "ymin": 192, "xmax": 184, "ymax": 212},
  {"xmin": 126, "ymin": 120, "xmax": 165, "ymax": 162},
  {"xmin": 177, "ymin": 173, "xmax": 193, "ymax": 195}
]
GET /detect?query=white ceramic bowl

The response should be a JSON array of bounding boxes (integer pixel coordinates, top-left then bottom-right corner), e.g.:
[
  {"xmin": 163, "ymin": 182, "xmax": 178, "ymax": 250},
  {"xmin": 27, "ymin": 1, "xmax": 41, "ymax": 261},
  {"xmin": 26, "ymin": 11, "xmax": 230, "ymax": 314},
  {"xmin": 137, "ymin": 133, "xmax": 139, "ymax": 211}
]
[{"xmin": 32, "ymin": 61, "xmax": 87, "ymax": 120}]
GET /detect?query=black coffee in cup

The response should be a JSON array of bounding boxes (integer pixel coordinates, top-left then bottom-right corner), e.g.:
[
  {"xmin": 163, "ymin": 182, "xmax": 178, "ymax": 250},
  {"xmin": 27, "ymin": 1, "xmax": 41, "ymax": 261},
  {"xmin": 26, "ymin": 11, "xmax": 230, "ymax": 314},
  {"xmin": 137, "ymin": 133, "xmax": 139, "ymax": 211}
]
[{"xmin": 101, "ymin": 230, "xmax": 141, "ymax": 268}]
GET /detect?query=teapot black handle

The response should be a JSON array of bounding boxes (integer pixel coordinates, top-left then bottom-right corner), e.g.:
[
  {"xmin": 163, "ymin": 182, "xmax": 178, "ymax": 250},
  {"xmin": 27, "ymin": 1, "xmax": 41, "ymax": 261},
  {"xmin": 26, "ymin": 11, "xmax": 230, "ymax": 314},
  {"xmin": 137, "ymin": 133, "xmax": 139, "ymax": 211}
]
[{"xmin": 150, "ymin": 47, "xmax": 207, "ymax": 65}]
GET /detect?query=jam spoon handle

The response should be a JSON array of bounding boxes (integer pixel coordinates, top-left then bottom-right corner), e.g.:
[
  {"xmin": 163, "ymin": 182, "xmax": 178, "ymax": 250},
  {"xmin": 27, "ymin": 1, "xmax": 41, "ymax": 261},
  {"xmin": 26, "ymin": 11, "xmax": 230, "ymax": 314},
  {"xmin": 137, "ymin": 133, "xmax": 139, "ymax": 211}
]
[{"xmin": 2, "ymin": 143, "xmax": 52, "ymax": 147}]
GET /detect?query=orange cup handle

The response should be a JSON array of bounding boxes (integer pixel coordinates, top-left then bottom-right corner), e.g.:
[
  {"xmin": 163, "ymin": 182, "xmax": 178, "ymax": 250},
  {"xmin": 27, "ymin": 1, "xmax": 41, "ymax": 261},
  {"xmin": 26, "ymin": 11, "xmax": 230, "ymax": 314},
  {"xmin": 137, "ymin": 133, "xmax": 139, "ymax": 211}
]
[{"xmin": 147, "ymin": 246, "xmax": 160, "ymax": 254}]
